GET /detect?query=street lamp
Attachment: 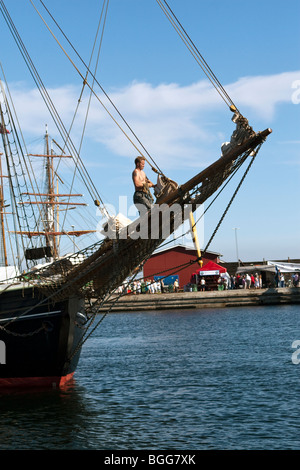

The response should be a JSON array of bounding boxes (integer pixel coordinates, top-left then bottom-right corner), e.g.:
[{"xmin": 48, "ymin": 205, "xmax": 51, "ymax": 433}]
[{"xmin": 233, "ymin": 227, "xmax": 240, "ymax": 266}]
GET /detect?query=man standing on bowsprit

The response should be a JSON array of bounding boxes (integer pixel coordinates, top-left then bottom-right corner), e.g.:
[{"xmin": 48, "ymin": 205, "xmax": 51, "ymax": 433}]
[{"xmin": 132, "ymin": 156, "xmax": 155, "ymax": 211}]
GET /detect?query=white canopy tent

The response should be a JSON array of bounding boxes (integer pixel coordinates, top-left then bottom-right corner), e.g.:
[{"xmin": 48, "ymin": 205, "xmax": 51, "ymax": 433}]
[
  {"xmin": 267, "ymin": 261, "xmax": 300, "ymax": 273},
  {"xmin": 236, "ymin": 262, "xmax": 300, "ymax": 274},
  {"xmin": 236, "ymin": 264, "xmax": 275, "ymax": 274}
]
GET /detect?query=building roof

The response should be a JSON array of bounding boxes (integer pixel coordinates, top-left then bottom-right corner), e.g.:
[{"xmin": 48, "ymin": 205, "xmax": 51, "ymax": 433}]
[{"xmin": 152, "ymin": 242, "xmax": 222, "ymax": 257}]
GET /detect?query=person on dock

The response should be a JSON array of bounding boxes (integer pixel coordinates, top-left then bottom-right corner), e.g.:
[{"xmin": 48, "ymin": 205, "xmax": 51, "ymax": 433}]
[
  {"xmin": 245, "ymin": 273, "xmax": 251, "ymax": 289},
  {"xmin": 132, "ymin": 156, "xmax": 155, "ymax": 211},
  {"xmin": 293, "ymin": 273, "xmax": 299, "ymax": 287},
  {"xmin": 200, "ymin": 277, "xmax": 206, "ymax": 291}
]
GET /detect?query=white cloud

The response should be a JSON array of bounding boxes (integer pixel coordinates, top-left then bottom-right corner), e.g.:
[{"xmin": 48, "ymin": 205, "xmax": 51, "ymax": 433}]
[
  {"xmin": 5, "ymin": 70, "xmax": 299, "ymax": 168},
  {"xmin": 227, "ymin": 71, "xmax": 300, "ymax": 119},
  {"xmin": 3, "ymin": 83, "xmax": 78, "ymax": 133}
]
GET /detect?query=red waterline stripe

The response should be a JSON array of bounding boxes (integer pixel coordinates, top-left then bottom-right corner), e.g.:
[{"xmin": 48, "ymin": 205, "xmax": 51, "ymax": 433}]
[{"xmin": 0, "ymin": 372, "xmax": 74, "ymax": 389}]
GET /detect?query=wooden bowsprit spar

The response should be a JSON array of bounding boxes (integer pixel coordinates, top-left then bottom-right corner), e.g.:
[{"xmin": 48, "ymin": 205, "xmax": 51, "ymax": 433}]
[
  {"xmin": 186, "ymin": 130, "xmax": 271, "ymax": 192},
  {"xmin": 31, "ymin": 126, "xmax": 272, "ymax": 303},
  {"xmin": 158, "ymin": 128, "xmax": 272, "ymax": 206}
]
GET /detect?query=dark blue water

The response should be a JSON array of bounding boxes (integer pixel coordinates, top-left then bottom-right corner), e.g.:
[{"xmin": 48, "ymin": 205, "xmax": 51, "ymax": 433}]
[{"xmin": 0, "ymin": 304, "xmax": 300, "ymax": 450}]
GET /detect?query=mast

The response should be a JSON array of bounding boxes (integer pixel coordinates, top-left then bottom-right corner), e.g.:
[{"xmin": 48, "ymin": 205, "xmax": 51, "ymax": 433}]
[
  {"xmin": 0, "ymin": 152, "xmax": 8, "ymax": 267},
  {"xmin": 0, "ymin": 89, "xmax": 10, "ymax": 268},
  {"xmin": 44, "ymin": 125, "xmax": 57, "ymax": 258},
  {"xmin": 20, "ymin": 129, "xmax": 96, "ymax": 261}
]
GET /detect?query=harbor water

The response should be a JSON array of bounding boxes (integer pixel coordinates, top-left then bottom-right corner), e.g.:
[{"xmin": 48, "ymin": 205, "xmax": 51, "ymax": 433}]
[{"xmin": 0, "ymin": 304, "xmax": 300, "ymax": 450}]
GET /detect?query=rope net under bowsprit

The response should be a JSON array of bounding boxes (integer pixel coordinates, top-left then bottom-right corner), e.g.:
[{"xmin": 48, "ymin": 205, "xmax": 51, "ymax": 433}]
[{"xmin": 22, "ymin": 123, "xmax": 271, "ymax": 303}]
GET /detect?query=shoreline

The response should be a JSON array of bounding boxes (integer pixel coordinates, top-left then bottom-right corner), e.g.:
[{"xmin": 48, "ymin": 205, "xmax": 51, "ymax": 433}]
[{"xmin": 99, "ymin": 287, "xmax": 300, "ymax": 312}]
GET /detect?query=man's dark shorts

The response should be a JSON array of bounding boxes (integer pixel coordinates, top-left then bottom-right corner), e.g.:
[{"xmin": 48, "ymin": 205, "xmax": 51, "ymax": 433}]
[{"xmin": 133, "ymin": 190, "xmax": 153, "ymax": 211}]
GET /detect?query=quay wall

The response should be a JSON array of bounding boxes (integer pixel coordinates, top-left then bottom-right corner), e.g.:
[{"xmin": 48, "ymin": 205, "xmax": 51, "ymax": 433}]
[{"xmin": 99, "ymin": 287, "xmax": 300, "ymax": 312}]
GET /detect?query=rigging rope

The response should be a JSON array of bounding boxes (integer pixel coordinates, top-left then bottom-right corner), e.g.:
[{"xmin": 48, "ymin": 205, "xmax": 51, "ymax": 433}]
[
  {"xmin": 204, "ymin": 145, "xmax": 262, "ymax": 253},
  {"xmin": 35, "ymin": 0, "xmax": 165, "ymax": 178},
  {"xmin": 67, "ymin": 247, "xmax": 206, "ymax": 360},
  {"xmin": 157, "ymin": 156, "xmax": 245, "ymax": 251},
  {"xmin": 57, "ymin": 0, "xmax": 111, "ymax": 240},
  {"xmin": 0, "ymin": 65, "xmax": 49, "ymax": 241},
  {"xmin": 0, "ymin": 0, "xmax": 108, "ymax": 218},
  {"xmin": 0, "ymin": 74, "xmax": 64, "ymax": 268},
  {"xmin": 0, "ymin": 85, "xmax": 40, "ymax": 269},
  {"xmin": 156, "ymin": 0, "xmax": 238, "ymax": 111}
]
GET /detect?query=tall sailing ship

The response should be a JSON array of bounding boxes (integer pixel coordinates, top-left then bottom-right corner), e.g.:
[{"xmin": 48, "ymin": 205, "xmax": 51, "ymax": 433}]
[{"xmin": 0, "ymin": 1, "xmax": 271, "ymax": 388}]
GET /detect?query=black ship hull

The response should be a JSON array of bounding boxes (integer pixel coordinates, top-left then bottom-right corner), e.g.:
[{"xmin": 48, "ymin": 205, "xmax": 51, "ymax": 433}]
[{"xmin": 0, "ymin": 284, "xmax": 86, "ymax": 388}]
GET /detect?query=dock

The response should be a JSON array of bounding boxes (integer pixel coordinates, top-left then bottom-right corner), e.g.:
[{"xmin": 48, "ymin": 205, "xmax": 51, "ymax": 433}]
[{"xmin": 99, "ymin": 287, "xmax": 300, "ymax": 312}]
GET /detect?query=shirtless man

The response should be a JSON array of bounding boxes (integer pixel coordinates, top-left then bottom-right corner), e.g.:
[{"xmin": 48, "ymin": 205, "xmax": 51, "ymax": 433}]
[{"xmin": 132, "ymin": 156, "xmax": 155, "ymax": 211}]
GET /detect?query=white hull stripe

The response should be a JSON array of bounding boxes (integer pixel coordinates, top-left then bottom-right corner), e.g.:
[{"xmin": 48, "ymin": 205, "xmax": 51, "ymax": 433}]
[{"xmin": 0, "ymin": 310, "xmax": 62, "ymax": 324}]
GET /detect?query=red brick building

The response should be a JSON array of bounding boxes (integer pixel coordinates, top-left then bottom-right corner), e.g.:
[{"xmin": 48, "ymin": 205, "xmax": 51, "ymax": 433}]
[{"xmin": 143, "ymin": 243, "xmax": 221, "ymax": 288}]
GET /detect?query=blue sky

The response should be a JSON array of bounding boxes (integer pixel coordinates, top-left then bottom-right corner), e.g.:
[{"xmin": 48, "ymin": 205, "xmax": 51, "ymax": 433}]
[{"xmin": 0, "ymin": 0, "xmax": 299, "ymax": 262}]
